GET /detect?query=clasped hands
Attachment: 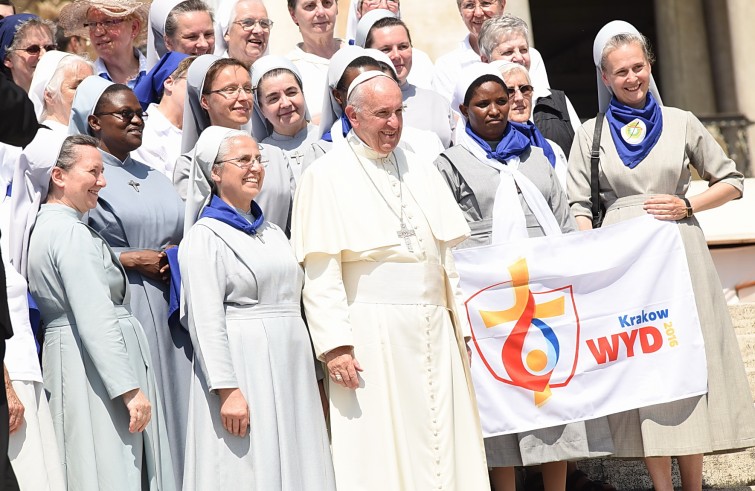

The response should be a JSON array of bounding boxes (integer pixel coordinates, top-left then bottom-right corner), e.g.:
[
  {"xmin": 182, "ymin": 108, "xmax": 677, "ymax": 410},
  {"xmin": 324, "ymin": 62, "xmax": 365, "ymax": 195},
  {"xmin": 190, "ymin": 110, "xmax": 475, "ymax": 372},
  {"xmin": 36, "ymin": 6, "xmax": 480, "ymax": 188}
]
[{"xmin": 120, "ymin": 245, "xmax": 177, "ymax": 283}]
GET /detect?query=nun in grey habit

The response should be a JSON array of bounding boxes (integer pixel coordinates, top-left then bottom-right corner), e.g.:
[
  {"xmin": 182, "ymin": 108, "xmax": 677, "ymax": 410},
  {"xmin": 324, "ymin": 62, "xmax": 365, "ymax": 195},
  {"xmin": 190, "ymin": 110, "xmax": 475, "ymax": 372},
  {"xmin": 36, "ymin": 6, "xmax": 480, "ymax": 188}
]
[
  {"xmin": 172, "ymin": 54, "xmax": 294, "ymax": 234},
  {"xmin": 19, "ymin": 133, "xmax": 175, "ymax": 491},
  {"xmin": 68, "ymin": 75, "xmax": 190, "ymax": 487}
]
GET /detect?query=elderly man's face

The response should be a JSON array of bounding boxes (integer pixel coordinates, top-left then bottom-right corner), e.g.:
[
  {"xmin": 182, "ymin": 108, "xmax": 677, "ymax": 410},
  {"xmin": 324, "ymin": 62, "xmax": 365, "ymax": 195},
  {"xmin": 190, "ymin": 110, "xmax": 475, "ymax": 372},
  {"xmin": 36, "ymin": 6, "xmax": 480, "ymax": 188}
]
[
  {"xmin": 458, "ymin": 0, "xmax": 503, "ymax": 37},
  {"xmin": 347, "ymin": 77, "xmax": 403, "ymax": 154},
  {"xmin": 225, "ymin": 1, "xmax": 270, "ymax": 67}
]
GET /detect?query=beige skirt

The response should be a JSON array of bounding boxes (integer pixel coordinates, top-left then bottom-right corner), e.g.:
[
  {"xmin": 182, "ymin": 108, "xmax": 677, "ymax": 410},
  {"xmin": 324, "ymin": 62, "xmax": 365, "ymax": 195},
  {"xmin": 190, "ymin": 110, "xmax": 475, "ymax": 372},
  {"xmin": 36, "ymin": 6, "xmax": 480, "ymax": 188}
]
[{"xmin": 602, "ymin": 195, "xmax": 755, "ymax": 457}]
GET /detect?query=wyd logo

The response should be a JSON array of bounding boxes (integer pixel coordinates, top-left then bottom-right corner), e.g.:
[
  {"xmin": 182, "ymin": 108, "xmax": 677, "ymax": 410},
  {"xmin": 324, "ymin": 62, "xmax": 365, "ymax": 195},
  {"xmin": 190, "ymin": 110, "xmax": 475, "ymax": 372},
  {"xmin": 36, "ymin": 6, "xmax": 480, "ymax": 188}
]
[{"xmin": 466, "ymin": 258, "xmax": 580, "ymax": 407}]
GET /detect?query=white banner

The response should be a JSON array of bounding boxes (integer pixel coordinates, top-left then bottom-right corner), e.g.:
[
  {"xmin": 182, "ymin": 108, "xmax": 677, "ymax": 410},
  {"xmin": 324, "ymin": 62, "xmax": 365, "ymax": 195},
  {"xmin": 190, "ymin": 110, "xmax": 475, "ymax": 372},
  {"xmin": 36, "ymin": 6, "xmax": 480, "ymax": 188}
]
[{"xmin": 453, "ymin": 216, "xmax": 707, "ymax": 437}]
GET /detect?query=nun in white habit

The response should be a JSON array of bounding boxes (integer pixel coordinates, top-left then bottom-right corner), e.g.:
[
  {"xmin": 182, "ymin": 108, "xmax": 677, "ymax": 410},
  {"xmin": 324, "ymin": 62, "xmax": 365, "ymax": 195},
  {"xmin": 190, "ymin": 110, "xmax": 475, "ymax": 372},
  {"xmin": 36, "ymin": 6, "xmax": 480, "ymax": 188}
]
[
  {"xmin": 251, "ymin": 55, "xmax": 319, "ymax": 182},
  {"xmin": 173, "ymin": 54, "xmax": 294, "ymax": 233},
  {"xmin": 27, "ymin": 51, "xmax": 94, "ymax": 135},
  {"xmin": 344, "ymin": 0, "xmax": 435, "ymax": 89},
  {"xmin": 179, "ymin": 126, "xmax": 335, "ymax": 491},
  {"xmin": 355, "ymin": 9, "xmax": 453, "ymax": 148}
]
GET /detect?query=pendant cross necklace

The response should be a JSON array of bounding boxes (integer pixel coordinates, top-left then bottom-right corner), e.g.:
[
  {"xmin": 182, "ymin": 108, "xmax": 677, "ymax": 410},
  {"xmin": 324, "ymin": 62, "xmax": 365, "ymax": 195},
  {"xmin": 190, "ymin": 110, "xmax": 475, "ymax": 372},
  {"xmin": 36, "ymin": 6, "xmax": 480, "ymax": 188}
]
[
  {"xmin": 349, "ymin": 144, "xmax": 416, "ymax": 252},
  {"xmin": 128, "ymin": 180, "xmax": 140, "ymax": 192}
]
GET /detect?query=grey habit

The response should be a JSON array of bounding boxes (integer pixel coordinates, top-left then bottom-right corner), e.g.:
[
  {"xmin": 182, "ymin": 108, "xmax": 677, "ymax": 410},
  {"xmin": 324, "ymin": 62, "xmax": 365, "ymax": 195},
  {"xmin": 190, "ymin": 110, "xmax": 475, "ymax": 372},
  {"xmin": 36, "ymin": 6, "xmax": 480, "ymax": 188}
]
[
  {"xmin": 27, "ymin": 204, "xmax": 175, "ymax": 491},
  {"xmin": 68, "ymin": 75, "xmax": 190, "ymax": 487}
]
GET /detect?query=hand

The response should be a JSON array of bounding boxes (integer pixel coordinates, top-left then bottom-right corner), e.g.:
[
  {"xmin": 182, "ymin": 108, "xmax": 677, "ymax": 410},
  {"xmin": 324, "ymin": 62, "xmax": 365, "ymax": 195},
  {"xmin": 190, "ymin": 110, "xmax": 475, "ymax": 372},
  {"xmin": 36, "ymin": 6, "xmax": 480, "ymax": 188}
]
[
  {"xmin": 6, "ymin": 382, "xmax": 24, "ymax": 434},
  {"xmin": 122, "ymin": 388, "xmax": 151, "ymax": 433},
  {"xmin": 325, "ymin": 346, "xmax": 363, "ymax": 390},
  {"xmin": 643, "ymin": 195, "xmax": 688, "ymax": 221},
  {"xmin": 120, "ymin": 250, "xmax": 169, "ymax": 283},
  {"xmin": 217, "ymin": 388, "xmax": 249, "ymax": 437}
]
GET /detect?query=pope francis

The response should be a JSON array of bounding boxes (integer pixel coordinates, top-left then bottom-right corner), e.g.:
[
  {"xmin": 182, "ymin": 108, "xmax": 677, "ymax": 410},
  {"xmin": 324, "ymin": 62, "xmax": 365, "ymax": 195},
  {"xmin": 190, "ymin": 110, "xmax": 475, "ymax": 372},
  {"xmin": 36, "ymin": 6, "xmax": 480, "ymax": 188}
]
[{"xmin": 292, "ymin": 71, "xmax": 490, "ymax": 490}]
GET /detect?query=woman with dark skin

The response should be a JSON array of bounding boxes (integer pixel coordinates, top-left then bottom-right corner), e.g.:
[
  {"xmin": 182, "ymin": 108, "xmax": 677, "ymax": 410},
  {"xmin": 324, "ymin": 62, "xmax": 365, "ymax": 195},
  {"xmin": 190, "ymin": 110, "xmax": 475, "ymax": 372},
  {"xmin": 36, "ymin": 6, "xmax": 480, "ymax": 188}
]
[{"xmin": 69, "ymin": 76, "xmax": 189, "ymax": 487}]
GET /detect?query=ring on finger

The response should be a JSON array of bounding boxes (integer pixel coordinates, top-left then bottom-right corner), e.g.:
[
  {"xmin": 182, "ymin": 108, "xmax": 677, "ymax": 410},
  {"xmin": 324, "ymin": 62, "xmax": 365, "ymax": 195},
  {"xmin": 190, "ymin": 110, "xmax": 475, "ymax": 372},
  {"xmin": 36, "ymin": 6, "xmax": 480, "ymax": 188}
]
[{"xmin": 334, "ymin": 373, "xmax": 343, "ymax": 382}]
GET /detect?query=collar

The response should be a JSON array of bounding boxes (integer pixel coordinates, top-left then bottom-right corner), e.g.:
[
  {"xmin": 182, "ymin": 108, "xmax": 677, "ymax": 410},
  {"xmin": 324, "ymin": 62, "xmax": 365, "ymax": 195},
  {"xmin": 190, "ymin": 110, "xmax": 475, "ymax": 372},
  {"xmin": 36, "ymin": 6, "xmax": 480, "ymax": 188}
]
[{"xmin": 94, "ymin": 48, "xmax": 148, "ymax": 88}]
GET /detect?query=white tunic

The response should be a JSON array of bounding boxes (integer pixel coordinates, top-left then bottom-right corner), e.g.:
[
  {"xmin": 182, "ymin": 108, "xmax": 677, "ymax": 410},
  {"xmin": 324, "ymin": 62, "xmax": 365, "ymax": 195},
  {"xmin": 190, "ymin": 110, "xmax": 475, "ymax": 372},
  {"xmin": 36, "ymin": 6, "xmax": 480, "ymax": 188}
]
[
  {"xmin": 433, "ymin": 34, "xmax": 550, "ymax": 104},
  {"xmin": 131, "ymin": 103, "xmax": 183, "ymax": 178},
  {"xmin": 287, "ymin": 42, "xmax": 344, "ymax": 123},
  {"xmin": 292, "ymin": 133, "xmax": 490, "ymax": 491}
]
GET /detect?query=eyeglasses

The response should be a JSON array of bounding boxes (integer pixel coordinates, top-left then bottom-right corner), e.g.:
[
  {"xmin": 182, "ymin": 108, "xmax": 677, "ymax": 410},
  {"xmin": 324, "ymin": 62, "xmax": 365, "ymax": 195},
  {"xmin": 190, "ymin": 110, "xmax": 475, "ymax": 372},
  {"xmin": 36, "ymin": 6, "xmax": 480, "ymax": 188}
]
[
  {"xmin": 207, "ymin": 85, "xmax": 254, "ymax": 98},
  {"xmin": 215, "ymin": 156, "xmax": 268, "ymax": 170},
  {"xmin": 94, "ymin": 109, "xmax": 148, "ymax": 122},
  {"xmin": 232, "ymin": 18, "xmax": 273, "ymax": 31},
  {"xmin": 507, "ymin": 84, "xmax": 533, "ymax": 97},
  {"xmin": 362, "ymin": 0, "xmax": 399, "ymax": 8},
  {"xmin": 11, "ymin": 44, "xmax": 58, "ymax": 55},
  {"xmin": 460, "ymin": 0, "xmax": 499, "ymax": 11},
  {"xmin": 83, "ymin": 18, "xmax": 126, "ymax": 31}
]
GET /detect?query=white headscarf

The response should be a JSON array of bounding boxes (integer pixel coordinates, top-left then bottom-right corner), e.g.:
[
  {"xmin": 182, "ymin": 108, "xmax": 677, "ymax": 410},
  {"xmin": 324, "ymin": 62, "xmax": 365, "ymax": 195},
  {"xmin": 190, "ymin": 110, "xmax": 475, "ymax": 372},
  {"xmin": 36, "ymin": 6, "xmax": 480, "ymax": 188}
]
[
  {"xmin": 454, "ymin": 63, "xmax": 561, "ymax": 242},
  {"xmin": 28, "ymin": 51, "xmax": 74, "ymax": 120},
  {"xmin": 250, "ymin": 55, "xmax": 310, "ymax": 140},
  {"xmin": 146, "ymin": 0, "xmax": 185, "ymax": 69},
  {"xmin": 318, "ymin": 44, "xmax": 366, "ymax": 139},
  {"xmin": 353, "ymin": 8, "xmax": 395, "ymax": 47},
  {"xmin": 68, "ymin": 75, "xmax": 115, "ymax": 136},
  {"xmin": 593, "ymin": 20, "xmax": 663, "ymax": 114},
  {"xmin": 181, "ymin": 53, "xmax": 223, "ymax": 153},
  {"xmin": 184, "ymin": 125, "xmax": 247, "ymax": 235},
  {"xmin": 9, "ymin": 130, "xmax": 68, "ymax": 278}
]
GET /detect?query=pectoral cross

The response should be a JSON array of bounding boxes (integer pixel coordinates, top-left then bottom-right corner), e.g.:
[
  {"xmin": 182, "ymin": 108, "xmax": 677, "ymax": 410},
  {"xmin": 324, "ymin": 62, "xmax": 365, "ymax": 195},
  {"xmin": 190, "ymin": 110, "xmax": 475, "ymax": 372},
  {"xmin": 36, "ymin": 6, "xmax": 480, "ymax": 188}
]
[
  {"xmin": 128, "ymin": 180, "xmax": 140, "ymax": 192},
  {"xmin": 290, "ymin": 150, "xmax": 304, "ymax": 169},
  {"xmin": 397, "ymin": 222, "xmax": 416, "ymax": 253}
]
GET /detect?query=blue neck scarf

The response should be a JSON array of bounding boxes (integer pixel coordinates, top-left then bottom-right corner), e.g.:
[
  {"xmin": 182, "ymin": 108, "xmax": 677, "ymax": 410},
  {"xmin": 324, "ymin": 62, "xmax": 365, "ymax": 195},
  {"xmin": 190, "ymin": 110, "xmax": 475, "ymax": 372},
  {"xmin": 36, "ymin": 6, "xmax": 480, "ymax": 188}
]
[
  {"xmin": 322, "ymin": 113, "xmax": 352, "ymax": 143},
  {"xmin": 166, "ymin": 195, "xmax": 265, "ymax": 331},
  {"xmin": 605, "ymin": 92, "xmax": 663, "ymax": 168},
  {"xmin": 517, "ymin": 121, "xmax": 557, "ymax": 167},
  {"xmin": 200, "ymin": 195, "xmax": 265, "ymax": 235},
  {"xmin": 465, "ymin": 120, "xmax": 531, "ymax": 163}
]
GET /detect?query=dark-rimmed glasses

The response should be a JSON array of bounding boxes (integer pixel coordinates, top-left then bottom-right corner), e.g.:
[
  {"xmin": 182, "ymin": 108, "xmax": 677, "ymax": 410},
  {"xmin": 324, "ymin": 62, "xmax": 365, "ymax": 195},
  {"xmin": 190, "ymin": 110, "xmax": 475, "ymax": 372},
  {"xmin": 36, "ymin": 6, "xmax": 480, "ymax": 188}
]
[
  {"xmin": 11, "ymin": 44, "xmax": 57, "ymax": 55},
  {"xmin": 232, "ymin": 18, "xmax": 273, "ymax": 31},
  {"xmin": 94, "ymin": 109, "xmax": 148, "ymax": 122}
]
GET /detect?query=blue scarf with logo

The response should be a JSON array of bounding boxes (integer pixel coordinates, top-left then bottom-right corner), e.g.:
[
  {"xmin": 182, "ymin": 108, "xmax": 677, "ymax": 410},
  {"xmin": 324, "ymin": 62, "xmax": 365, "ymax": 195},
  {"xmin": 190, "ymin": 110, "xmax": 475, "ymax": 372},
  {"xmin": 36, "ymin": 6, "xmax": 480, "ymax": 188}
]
[
  {"xmin": 517, "ymin": 121, "xmax": 557, "ymax": 167},
  {"xmin": 167, "ymin": 195, "xmax": 265, "ymax": 329},
  {"xmin": 322, "ymin": 114, "xmax": 352, "ymax": 143},
  {"xmin": 465, "ymin": 120, "xmax": 531, "ymax": 163},
  {"xmin": 605, "ymin": 92, "xmax": 663, "ymax": 168}
]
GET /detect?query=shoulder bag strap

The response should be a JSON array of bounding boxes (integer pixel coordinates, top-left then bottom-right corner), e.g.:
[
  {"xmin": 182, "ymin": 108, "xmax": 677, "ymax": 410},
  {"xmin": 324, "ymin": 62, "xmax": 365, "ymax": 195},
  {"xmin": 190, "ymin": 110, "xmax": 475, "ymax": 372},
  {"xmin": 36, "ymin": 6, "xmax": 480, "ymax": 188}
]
[{"xmin": 591, "ymin": 113, "xmax": 604, "ymax": 228}]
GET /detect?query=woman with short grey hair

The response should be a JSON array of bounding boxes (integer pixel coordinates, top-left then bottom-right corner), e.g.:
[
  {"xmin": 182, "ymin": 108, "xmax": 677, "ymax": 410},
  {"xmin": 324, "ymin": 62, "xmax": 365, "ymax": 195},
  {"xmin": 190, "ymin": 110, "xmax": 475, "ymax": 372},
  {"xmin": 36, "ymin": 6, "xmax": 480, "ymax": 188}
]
[{"xmin": 479, "ymin": 13, "xmax": 580, "ymax": 157}]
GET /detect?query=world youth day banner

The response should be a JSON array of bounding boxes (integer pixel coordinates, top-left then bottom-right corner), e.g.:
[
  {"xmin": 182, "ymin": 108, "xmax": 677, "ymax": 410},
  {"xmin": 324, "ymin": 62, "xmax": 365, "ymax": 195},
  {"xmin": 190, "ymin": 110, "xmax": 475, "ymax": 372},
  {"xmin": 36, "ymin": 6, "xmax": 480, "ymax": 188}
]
[{"xmin": 453, "ymin": 215, "xmax": 708, "ymax": 437}]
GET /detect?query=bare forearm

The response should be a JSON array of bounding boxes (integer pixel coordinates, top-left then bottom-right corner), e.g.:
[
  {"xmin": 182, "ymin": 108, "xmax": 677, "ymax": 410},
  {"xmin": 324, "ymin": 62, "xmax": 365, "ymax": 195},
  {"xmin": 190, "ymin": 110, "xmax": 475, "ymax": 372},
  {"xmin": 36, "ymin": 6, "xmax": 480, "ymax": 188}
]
[{"xmin": 688, "ymin": 182, "xmax": 741, "ymax": 214}]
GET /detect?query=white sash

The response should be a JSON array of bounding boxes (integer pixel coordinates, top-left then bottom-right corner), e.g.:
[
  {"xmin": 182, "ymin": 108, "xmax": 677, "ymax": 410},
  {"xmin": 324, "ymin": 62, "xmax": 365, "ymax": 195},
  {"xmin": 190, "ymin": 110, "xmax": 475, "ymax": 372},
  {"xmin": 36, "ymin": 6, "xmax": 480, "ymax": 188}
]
[{"xmin": 457, "ymin": 124, "xmax": 562, "ymax": 244}]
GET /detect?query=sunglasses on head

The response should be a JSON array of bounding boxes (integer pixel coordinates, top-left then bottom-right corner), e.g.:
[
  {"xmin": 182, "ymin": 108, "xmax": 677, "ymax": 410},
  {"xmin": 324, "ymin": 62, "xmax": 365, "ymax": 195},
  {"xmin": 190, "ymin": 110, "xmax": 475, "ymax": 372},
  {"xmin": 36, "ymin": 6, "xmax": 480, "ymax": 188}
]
[{"xmin": 12, "ymin": 43, "xmax": 58, "ymax": 55}]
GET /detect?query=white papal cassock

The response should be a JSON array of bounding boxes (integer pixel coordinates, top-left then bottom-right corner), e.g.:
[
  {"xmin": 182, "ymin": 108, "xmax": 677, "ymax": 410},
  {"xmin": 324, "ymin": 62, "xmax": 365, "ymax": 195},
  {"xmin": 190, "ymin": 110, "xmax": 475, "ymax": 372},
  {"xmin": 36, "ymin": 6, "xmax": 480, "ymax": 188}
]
[{"xmin": 292, "ymin": 132, "xmax": 490, "ymax": 491}]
